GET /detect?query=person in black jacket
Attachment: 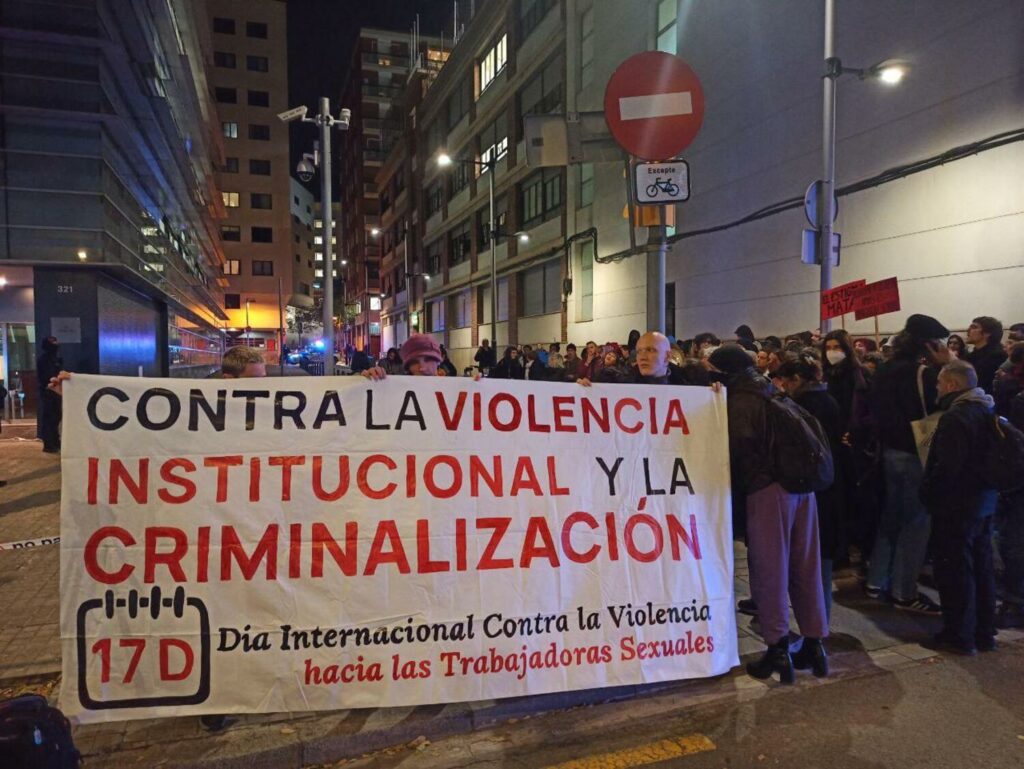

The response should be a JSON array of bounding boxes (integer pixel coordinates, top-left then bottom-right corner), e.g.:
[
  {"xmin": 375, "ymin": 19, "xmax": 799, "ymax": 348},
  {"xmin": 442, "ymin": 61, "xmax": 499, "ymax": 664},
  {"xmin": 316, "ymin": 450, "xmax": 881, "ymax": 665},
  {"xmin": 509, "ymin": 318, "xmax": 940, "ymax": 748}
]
[
  {"xmin": 36, "ymin": 336, "xmax": 63, "ymax": 454},
  {"xmin": 919, "ymin": 360, "xmax": 999, "ymax": 655},
  {"xmin": 966, "ymin": 316, "xmax": 1007, "ymax": 395},
  {"xmin": 709, "ymin": 345, "xmax": 829, "ymax": 683},
  {"xmin": 490, "ymin": 346, "xmax": 524, "ymax": 380},
  {"xmin": 473, "ymin": 339, "xmax": 497, "ymax": 373},
  {"xmin": 866, "ymin": 315, "xmax": 951, "ymax": 614},
  {"xmin": 578, "ymin": 332, "xmax": 709, "ymax": 387},
  {"xmin": 776, "ymin": 355, "xmax": 846, "ymax": 622},
  {"xmin": 438, "ymin": 345, "xmax": 458, "ymax": 377}
]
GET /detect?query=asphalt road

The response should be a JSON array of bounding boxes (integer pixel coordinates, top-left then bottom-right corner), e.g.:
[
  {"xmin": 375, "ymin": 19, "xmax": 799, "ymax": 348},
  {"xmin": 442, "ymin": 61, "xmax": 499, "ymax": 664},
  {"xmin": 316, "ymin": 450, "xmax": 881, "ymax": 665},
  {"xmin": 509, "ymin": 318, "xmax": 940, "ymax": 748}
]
[{"xmin": 317, "ymin": 641, "xmax": 1024, "ymax": 769}]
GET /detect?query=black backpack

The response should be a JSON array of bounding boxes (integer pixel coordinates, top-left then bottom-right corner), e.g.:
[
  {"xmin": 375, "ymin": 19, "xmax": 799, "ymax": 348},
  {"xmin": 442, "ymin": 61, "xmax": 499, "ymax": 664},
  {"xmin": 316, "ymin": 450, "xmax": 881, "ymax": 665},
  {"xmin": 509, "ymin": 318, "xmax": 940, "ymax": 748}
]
[
  {"xmin": 983, "ymin": 415, "xmax": 1024, "ymax": 494},
  {"xmin": 765, "ymin": 395, "xmax": 835, "ymax": 494},
  {"xmin": 0, "ymin": 695, "xmax": 79, "ymax": 769}
]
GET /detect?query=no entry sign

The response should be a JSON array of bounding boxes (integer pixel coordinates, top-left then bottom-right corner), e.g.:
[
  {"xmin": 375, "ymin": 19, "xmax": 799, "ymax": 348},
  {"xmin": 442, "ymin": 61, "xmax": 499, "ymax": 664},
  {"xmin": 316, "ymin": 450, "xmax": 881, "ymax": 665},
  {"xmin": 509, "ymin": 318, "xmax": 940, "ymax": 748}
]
[{"xmin": 604, "ymin": 51, "xmax": 705, "ymax": 161}]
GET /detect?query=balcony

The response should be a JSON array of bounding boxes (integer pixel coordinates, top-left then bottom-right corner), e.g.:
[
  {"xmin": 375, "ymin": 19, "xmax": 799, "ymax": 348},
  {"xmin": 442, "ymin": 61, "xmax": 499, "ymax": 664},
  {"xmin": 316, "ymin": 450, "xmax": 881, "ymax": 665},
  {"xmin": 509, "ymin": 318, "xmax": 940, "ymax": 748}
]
[
  {"xmin": 361, "ymin": 83, "xmax": 401, "ymax": 100},
  {"xmin": 362, "ymin": 51, "xmax": 411, "ymax": 69}
]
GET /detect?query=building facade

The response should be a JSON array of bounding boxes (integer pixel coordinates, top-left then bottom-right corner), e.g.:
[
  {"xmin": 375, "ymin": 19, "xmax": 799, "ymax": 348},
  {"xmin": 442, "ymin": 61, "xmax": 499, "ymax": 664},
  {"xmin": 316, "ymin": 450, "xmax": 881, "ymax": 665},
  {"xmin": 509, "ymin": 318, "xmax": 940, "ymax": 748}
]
[
  {"xmin": 378, "ymin": 0, "xmax": 1024, "ymax": 360},
  {"xmin": 0, "ymin": 0, "xmax": 230, "ymax": 410},
  {"xmin": 205, "ymin": 0, "xmax": 313, "ymax": 358},
  {"xmin": 338, "ymin": 28, "xmax": 447, "ymax": 357},
  {"xmin": 658, "ymin": 0, "xmax": 1024, "ymax": 338}
]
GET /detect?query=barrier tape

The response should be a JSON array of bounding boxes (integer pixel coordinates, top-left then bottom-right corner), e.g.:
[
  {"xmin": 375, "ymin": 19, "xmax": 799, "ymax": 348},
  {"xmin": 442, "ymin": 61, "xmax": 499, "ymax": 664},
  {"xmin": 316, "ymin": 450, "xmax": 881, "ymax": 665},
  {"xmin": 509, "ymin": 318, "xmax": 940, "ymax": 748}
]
[{"xmin": 0, "ymin": 535, "xmax": 60, "ymax": 550}]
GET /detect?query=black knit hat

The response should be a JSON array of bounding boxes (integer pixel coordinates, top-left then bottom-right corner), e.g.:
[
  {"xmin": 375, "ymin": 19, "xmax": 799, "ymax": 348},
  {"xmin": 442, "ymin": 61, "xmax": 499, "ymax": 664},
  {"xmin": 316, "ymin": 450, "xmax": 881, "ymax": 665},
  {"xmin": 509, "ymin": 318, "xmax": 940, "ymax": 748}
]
[
  {"xmin": 708, "ymin": 344, "xmax": 755, "ymax": 375},
  {"xmin": 905, "ymin": 314, "xmax": 949, "ymax": 341}
]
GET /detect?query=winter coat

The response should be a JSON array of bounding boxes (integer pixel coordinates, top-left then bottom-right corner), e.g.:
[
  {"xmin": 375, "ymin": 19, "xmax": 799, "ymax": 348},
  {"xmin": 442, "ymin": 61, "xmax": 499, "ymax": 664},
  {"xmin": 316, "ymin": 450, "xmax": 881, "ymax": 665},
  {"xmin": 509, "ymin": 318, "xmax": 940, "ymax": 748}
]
[
  {"xmin": 871, "ymin": 353, "xmax": 939, "ymax": 454},
  {"xmin": 381, "ymin": 358, "xmax": 404, "ymax": 376},
  {"xmin": 523, "ymin": 359, "xmax": 547, "ymax": 381},
  {"xmin": 562, "ymin": 357, "xmax": 585, "ymax": 382},
  {"xmin": 490, "ymin": 357, "xmax": 524, "ymax": 380},
  {"xmin": 594, "ymin": 363, "xmax": 707, "ymax": 387},
  {"xmin": 439, "ymin": 358, "xmax": 458, "ymax": 377},
  {"xmin": 919, "ymin": 388, "xmax": 999, "ymax": 521},
  {"xmin": 967, "ymin": 342, "xmax": 1008, "ymax": 395},
  {"xmin": 723, "ymin": 369, "xmax": 775, "ymax": 499},
  {"xmin": 474, "ymin": 346, "xmax": 497, "ymax": 370},
  {"xmin": 794, "ymin": 384, "xmax": 847, "ymax": 559}
]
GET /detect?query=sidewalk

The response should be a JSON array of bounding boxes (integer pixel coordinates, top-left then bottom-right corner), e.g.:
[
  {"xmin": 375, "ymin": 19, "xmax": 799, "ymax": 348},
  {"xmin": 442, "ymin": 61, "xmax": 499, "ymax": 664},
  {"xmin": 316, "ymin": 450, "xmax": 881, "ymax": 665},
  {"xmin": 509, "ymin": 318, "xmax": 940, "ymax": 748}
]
[{"xmin": 1, "ymin": 438, "xmax": 1020, "ymax": 768}]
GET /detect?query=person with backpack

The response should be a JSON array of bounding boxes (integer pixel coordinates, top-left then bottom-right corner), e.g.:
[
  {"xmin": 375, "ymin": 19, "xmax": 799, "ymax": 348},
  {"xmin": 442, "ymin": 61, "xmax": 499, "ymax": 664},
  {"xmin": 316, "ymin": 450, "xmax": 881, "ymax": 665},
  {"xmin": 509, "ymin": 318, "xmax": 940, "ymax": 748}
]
[
  {"xmin": 775, "ymin": 354, "xmax": 846, "ymax": 622},
  {"xmin": 865, "ymin": 314, "xmax": 952, "ymax": 614},
  {"xmin": 708, "ymin": 345, "xmax": 830, "ymax": 684},
  {"xmin": 918, "ymin": 360, "xmax": 1000, "ymax": 655}
]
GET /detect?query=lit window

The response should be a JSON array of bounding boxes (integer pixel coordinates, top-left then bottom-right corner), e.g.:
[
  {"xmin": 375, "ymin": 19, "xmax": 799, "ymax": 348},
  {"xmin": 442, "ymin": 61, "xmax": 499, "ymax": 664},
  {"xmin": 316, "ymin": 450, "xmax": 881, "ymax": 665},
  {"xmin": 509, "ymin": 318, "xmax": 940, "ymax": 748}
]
[
  {"xmin": 314, "ymin": 235, "xmax": 323, "ymax": 245},
  {"xmin": 222, "ymin": 122, "xmax": 238, "ymax": 139},
  {"xmin": 315, "ymin": 268, "xmax": 324, "ymax": 277},
  {"xmin": 222, "ymin": 259, "xmax": 241, "ymax": 275},
  {"xmin": 222, "ymin": 192, "xmax": 240, "ymax": 208},
  {"xmin": 370, "ymin": 297, "xmax": 382, "ymax": 311},
  {"xmin": 479, "ymin": 34, "xmax": 507, "ymax": 94}
]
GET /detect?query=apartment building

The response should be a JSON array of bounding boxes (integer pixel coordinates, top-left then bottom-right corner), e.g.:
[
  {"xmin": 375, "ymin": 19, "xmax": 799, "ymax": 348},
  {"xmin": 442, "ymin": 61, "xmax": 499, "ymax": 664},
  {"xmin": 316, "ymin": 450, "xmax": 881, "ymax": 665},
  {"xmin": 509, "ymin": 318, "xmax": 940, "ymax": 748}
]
[
  {"xmin": 206, "ymin": 0, "xmax": 313, "ymax": 356},
  {"xmin": 338, "ymin": 28, "xmax": 447, "ymax": 357},
  {"xmin": 0, "ymin": 0, "xmax": 230, "ymax": 395}
]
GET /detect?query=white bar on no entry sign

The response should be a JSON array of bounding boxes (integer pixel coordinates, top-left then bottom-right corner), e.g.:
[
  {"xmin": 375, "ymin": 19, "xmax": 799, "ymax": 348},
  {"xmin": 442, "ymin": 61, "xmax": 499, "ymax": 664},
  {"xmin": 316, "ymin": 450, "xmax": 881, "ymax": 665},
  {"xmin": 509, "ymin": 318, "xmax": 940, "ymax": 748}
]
[{"xmin": 619, "ymin": 91, "xmax": 693, "ymax": 121}]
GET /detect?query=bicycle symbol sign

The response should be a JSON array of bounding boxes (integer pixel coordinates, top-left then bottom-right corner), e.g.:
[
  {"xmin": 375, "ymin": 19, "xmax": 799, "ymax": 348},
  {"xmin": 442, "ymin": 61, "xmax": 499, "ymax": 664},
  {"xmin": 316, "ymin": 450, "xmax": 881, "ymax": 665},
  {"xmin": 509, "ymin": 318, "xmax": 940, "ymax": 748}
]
[{"xmin": 634, "ymin": 161, "xmax": 690, "ymax": 205}]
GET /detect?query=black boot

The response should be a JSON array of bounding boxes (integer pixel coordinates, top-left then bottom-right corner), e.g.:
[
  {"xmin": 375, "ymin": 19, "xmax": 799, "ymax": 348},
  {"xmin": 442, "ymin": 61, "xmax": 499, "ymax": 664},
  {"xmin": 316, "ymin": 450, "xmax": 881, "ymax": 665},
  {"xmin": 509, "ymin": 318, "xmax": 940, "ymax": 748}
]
[
  {"xmin": 746, "ymin": 638, "xmax": 794, "ymax": 684},
  {"xmin": 792, "ymin": 637, "xmax": 829, "ymax": 677}
]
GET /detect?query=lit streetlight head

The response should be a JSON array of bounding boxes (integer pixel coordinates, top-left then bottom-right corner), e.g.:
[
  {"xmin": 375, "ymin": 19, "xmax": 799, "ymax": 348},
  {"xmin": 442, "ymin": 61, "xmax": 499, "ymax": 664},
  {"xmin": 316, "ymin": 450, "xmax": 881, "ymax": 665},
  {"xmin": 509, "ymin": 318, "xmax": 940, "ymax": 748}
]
[
  {"xmin": 341, "ymin": 259, "xmax": 347, "ymax": 266},
  {"xmin": 0, "ymin": 277, "xmax": 7, "ymax": 287},
  {"xmin": 370, "ymin": 227, "xmax": 380, "ymax": 236},
  {"xmin": 437, "ymin": 152, "xmax": 453, "ymax": 168},
  {"xmin": 869, "ymin": 59, "xmax": 909, "ymax": 85},
  {"xmin": 516, "ymin": 231, "xmax": 530, "ymax": 244},
  {"xmin": 77, "ymin": 249, "xmax": 88, "ymax": 261}
]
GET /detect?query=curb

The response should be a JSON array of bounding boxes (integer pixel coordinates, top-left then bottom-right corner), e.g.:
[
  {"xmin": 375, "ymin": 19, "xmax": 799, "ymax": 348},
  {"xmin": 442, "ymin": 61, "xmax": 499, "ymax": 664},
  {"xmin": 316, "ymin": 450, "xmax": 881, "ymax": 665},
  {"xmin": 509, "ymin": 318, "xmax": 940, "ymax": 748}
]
[{"xmin": 76, "ymin": 635, "xmax": 902, "ymax": 769}]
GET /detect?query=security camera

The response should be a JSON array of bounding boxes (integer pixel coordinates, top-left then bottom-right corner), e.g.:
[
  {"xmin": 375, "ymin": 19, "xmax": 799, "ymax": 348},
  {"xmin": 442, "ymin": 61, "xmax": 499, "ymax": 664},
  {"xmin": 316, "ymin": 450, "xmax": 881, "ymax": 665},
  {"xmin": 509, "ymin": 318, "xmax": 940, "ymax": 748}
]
[
  {"xmin": 277, "ymin": 105, "xmax": 308, "ymax": 123},
  {"xmin": 296, "ymin": 157, "xmax": 316, "ymax": 183},
  {"xmin": 336, "ymin": 108, "xmax": 352, "ymax": 130}
]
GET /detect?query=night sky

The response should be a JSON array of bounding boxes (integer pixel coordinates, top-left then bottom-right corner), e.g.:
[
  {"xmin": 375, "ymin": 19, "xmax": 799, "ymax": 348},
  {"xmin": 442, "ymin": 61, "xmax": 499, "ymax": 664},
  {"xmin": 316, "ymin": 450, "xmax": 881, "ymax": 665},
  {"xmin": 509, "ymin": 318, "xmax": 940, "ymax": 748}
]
[{"xmin": 286, "ymin": 0, "xmax": 453, "ymax": 191}]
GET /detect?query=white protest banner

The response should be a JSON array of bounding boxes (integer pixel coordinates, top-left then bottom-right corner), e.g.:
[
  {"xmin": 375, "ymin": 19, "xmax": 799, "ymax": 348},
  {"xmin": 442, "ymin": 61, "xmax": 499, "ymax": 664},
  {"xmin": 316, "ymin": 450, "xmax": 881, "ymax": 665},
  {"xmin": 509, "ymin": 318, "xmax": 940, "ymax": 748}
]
[{"xmin": 59, "ymin": 375, "xmax": 736, "ymax": 722}]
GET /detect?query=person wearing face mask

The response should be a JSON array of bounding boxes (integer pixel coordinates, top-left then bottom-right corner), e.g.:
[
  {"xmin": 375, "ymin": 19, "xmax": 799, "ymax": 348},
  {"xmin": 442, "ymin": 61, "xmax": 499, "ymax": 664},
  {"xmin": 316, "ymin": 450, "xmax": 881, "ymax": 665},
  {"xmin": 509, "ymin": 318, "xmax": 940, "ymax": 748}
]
[{"xmin": 918, "ymin": 360, "xmax": 999, "ymax": 655}]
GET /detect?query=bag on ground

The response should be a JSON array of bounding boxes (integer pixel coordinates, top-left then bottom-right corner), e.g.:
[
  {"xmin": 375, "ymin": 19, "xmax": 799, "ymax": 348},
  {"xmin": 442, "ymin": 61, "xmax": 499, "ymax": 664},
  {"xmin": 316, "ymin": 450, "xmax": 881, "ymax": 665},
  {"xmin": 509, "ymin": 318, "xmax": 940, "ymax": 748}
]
[{"xmin": 0, "ymin": 694, "xmax": 80, "ymax": 769}]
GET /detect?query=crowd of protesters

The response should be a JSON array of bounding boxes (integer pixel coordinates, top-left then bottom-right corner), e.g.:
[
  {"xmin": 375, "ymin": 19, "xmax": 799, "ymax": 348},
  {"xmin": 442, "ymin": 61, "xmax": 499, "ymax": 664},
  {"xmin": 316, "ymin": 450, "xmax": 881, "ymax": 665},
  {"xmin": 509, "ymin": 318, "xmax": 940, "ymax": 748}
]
[
  {"xmin": 45, "ymin": 312, "xmax": 1024, "ymax": 687},
  {"xmin": 361, "ymin": 313, "xmax": 1024, "ymax": 681}
]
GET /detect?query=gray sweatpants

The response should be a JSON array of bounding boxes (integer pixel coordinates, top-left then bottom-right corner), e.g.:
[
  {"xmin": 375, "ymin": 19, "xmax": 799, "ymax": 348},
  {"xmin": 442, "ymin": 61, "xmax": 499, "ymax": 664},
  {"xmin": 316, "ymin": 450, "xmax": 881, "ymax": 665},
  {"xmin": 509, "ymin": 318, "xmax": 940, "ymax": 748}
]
[{"xmin": 747, "ymin": 482, "xmax": 829, "ymax": 645}]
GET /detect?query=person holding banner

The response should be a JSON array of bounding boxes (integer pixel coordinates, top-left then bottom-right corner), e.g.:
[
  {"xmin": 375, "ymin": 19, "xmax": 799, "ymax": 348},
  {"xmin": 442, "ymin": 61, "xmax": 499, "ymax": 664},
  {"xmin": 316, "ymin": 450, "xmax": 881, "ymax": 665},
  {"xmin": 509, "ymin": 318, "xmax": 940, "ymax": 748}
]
[{"xmin": 707, "ymin": 345, "xmax": 829, "ymax": 684}]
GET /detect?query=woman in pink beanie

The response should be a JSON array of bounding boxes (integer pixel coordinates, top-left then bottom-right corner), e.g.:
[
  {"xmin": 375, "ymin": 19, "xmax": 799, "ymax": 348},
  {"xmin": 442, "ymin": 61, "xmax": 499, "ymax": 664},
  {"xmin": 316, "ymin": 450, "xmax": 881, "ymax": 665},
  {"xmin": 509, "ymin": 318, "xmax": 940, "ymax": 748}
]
[{"xmin": 362, "ymin": 333, "xmax": 443, "ymax": 379}]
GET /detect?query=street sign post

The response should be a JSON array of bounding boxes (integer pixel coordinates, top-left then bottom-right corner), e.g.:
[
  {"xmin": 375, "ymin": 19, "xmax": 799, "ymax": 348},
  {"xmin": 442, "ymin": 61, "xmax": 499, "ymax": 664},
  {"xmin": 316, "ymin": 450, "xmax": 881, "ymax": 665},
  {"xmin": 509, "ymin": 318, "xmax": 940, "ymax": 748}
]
[
  {"xmin": 801, "ymin": 229, "xmax": 841, "ymax": 266},
  {"xmin": 604, "ymin": 51, "xmax": 705, "ymax": 161},
  {"xmin": 804, "ymin": 180, "xmax": 839, "ymax": 229},
  {"xmin": 634, "ymin": 161, "xmax": 690, "ymax": 204}
]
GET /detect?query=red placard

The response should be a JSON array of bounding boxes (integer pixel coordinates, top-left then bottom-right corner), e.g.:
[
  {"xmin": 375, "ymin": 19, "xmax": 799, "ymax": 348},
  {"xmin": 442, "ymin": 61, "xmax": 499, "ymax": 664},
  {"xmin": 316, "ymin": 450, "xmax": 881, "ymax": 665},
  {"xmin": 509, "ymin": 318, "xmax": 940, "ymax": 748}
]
[
  {"xmin": 604, "ymin": 52, "xmax": 705, "ymax": 161},
  {"xmin": 820, "ymin": 279, "xmax": 867, "ymax": 321},
  {"xmin": 853, "ymin": 278, "xmax": 901, "ymax": 320}
]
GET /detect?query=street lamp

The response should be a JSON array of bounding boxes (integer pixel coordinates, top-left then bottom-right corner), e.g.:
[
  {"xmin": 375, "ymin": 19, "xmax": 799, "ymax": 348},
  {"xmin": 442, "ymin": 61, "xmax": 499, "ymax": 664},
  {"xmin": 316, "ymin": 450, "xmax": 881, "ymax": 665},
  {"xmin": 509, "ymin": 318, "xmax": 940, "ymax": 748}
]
[
  {"xmin": 279, "ymin": 98, "xmax": 351, "ymax": 373},
  {"xmin": 436, "ymin": 151, "xmax": 525, "ymax": 350},
  {"xmin": 818, "ymin": 0, "xmax": 907, "ymax": 331}
]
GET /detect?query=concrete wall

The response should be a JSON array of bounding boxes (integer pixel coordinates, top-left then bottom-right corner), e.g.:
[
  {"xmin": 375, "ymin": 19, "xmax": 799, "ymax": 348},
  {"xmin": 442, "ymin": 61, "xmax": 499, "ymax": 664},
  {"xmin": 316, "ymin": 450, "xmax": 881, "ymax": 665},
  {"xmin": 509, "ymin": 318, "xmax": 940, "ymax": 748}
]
[{"xmin": 667, "ymin": 0, "xmax": 1024, "ymax": 338}]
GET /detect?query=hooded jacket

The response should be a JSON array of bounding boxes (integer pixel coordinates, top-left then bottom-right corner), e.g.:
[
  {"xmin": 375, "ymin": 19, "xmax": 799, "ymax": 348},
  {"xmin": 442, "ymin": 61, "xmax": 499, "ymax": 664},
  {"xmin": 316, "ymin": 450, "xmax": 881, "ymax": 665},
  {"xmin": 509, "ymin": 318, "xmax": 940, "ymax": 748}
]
[
  {"xmin": 919, "ymin": 387, "xmax": 998, "ymax": 520},
  {"xmin": 723, "ymin": 368, "xmax": 775, "ymax": 498}
]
